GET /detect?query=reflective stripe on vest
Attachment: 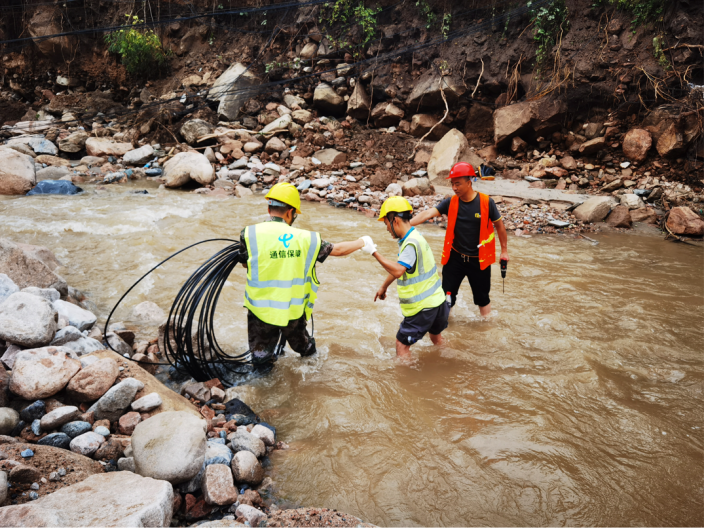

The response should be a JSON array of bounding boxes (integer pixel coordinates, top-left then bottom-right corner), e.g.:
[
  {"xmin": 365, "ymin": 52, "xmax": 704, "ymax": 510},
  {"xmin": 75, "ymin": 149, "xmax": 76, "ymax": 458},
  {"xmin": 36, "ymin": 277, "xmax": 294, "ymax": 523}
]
[
  {"xmin": 440, "ymin": 192, "xmax": 496, "ymax": 270},
  {"xmin": 244, "ymin": 222, "xmax": 321, "ymax": 326},
  {"xmin": 397, "ymin": 230, "xmax": 446, "ymax": 317}
]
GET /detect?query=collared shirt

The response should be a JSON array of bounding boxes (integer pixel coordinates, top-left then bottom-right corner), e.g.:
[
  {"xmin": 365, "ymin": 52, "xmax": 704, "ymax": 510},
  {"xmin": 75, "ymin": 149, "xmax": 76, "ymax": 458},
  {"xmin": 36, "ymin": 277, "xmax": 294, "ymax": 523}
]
[{"xmin": 238, "ymin": 217, "xmax": 333, "ymax": 264}]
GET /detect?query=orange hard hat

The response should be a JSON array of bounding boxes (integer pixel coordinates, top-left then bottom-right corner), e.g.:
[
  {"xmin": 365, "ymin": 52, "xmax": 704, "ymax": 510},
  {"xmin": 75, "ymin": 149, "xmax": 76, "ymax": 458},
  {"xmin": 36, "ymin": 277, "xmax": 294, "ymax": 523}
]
[{"xmin": 447, "ymin": 162, "xmax": 476, "ymax": 179}]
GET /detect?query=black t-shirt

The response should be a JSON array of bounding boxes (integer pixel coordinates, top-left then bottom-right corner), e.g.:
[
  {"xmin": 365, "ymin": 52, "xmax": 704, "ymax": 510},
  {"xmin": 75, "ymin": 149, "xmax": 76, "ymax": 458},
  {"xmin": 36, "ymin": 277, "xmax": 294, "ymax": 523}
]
[{"xmin": 435, "ymin": 194, "xmax": 501, "ymax": 257}]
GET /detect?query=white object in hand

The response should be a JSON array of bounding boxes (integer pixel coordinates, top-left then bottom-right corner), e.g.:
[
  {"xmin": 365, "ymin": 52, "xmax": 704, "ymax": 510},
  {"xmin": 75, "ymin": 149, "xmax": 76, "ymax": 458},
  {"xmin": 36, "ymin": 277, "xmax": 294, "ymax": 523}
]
[{"xmin": 360, "ymin": 236, "xmax": 377, "ymax": 255}]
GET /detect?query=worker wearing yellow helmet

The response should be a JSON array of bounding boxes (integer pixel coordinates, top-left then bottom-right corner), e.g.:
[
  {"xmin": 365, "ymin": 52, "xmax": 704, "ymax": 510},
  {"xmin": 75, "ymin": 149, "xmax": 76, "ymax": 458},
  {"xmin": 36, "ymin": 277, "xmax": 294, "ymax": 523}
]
[
  {"xmin": 237, "ymin": 182, "xmax": 376, "ymax": 368},
  {"xmin": 364, "ymin": 196, "xmax": 449, "ymax": 359}
]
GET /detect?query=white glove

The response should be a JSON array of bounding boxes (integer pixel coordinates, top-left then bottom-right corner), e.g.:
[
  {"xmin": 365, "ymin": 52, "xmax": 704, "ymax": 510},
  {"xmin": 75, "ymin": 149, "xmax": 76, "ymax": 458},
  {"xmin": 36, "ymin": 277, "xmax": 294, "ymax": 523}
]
[{"xmin": 360, "ymin": 236, "xmax": 377, "ymax": 255}]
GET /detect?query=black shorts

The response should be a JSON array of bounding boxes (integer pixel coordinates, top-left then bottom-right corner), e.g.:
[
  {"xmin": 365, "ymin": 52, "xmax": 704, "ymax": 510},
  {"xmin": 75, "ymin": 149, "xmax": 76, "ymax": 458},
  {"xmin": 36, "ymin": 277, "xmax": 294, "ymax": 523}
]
[
  {"xmin": 442, "ymin": 250, "xmax": 491, "ymax": 307},
  {"xmin": 396, "ymin": 301, "xmax": 450, "ymax": 345},
  {"xmin": 247, "ymin": 311, "xmax": 315, "ymax": 364}
]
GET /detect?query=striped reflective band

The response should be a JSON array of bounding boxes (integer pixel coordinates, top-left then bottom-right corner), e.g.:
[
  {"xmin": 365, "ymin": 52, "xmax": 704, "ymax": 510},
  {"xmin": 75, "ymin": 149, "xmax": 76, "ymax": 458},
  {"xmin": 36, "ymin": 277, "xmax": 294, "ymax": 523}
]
[
  {"xmin": 397, "ymin": 265, "xmax": 438, "ymax": 286},
  {"xmin": 245, "ymin": 291, "xmax": 315, "ymax": 310},
  {"xmin": 398, "ymin": 279, "xmax": 442, "ymax": 304}
]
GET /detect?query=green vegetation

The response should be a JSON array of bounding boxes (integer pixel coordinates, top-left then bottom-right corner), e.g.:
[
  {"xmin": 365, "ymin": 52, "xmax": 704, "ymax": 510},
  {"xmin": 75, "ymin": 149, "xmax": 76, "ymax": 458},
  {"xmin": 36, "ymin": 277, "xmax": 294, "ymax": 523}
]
[
  {"xmin": 104, "ymin": 15, "xmax": 171, "ymax": 77},
  {"xmin": 591, "ymin": 0, "xmax": 666, "ymax": 27},
  {"xmin": 441, "ymin": 13, "xmax": 452, "ymax": 40},
  {"xmin": 265, "ymin": 57, "xmax": 302, "ymax": 74},
  {"xmin": 415, "ymin": 0, "xmax": 437, "ymax": 29},
  {"xmin": 652, "ymin": 35, "xmax": 669, "ymax": 69},
  {"xmin": 528, "ymin": 0, "xmax": 570, "ymax": 70},
  {"xmin": 320, "ymin": 1, "xmax": 381, "ymax": 48}
]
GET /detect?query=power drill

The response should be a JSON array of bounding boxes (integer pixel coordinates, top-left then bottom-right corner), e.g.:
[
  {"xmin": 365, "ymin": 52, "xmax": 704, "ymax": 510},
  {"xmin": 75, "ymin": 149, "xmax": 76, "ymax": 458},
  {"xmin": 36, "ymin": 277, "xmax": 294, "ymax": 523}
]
[{"xmin": 500, "ymin": 259, "xmax": 508, "ymax": 293}]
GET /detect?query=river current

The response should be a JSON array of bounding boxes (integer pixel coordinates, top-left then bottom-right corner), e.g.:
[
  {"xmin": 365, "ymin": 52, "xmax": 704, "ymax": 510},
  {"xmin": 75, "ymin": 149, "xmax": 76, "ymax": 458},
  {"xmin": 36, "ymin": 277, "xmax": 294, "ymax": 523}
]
[{"xmin": 1, "ymin": 182, "xmax": 702, "ymax": 526}]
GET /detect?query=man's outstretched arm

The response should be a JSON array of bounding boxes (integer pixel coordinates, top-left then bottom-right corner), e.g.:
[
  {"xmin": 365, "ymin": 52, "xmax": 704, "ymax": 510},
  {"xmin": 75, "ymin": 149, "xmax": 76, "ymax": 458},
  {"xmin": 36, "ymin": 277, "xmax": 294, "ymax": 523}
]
[{"xmin": 410, "ymin": 207, "xmax": 441, "ymax": 226}]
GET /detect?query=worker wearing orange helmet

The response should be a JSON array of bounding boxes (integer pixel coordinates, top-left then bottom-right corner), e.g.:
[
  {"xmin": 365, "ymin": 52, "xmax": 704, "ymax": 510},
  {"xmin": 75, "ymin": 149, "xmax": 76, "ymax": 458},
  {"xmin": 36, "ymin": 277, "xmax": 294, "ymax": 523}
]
[
  {"xmin": 410, "ymin": 162, "xmax": 509, "ymax": 317},
  {"xmin": 237, "ymin": 182, "xmax": 376, "ymax": 368},
  {"xmin": 365, "ymin": 196, "xmax": 449, "ymax": 359}
]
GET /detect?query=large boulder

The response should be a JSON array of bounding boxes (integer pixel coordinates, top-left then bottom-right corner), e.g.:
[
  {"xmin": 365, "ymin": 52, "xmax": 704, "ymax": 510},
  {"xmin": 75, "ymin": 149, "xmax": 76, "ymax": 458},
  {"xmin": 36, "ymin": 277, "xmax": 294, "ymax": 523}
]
[
  {"xmin": 208, "ymin": 63, "xmax": 260, "ymax": 121},
  {"xmin": 406, "ymin": 71, "xmax": 466, "ymax": 111},
  {"xmin": 132, "ymin": 411, "xmax": 206, "ymax": 484},
  {"xmin": 0, "ymin": 147, "xmax": 36, "ymax": 195},
  {"xmin": 622, "ymin": 129, "xmax": 652, "ymax": 162},
  {"xmin": 410, "ymin": 114, "xmax": 449, "ymax": 140},
  {"xmin": 65, "ymin": 357, "xmax": 119, "ymax": 402},
  {"xmin": 493, "ymin": 98, "xmax": 566, "ymax": 146},
  {"xmin": 123, "ymin": 145, "xmax": 155, "ymax": 165},
  {"xmin": 85, "ymin": 138, "xmax": 133, "ymax": 158},
  {"xmin": 88, "ymin": 377, "xmax": 144, "ymax": 421},
  {"xmin": 9, "ymin": 346, "xmax": 81, "ymax": 400},
  {"xmin": 656, "ymin": 122, "xmax": 687, "ymax": 158},
  {"xmin": 313, "ymin": 84, "xmax": 345, "ymax": 115},
  {"xmin": 573, "ymin": 196, "xmax": 617, "ymax": 223},
  {"xmin": 427, "ymin": 129, "xmax": 485, "ymax": 181},
  {"xmin": 606, "ymin": 205, "xmax": 632, "ymax": 228},
  {"xmin": 346, "ymin": 83, "xmax": 371, "ymax": 120},
  {"xmin": 27, "ymin": 8, "xmax": 76, "ymax": 58},
  {"xmin": 0, "ymin": 471, "xmax": 173, "ymax": 527},
  {"xmin": 53, "ymin": 299, "xmax": 96, "ymax": 331},
  {"xmin": 161, "ymin": 152, "xmax": 215, "ymax": 188},
  {"xmin": 57, "ymin": 131, "xmax": 89, "ymax": 153},
  {"xmin": 371, "ymin": 102, "xmax": 404, "ymax": 128},
  {"xmin": 180, "ymin": 120, "xmax": 214, "ymax": 145},
  {"xmin": 666, "ymin": 207, "xmax": 704, "ymax": 236},
  {"xmin": 0, "ymin": 292, "xmax": 57, "ymax": 348}
]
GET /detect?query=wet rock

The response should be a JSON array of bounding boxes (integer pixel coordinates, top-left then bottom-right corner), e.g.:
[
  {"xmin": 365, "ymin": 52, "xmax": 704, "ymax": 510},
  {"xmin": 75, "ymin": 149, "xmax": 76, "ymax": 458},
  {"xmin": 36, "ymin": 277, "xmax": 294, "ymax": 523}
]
[
  {"xmin": 130, "ymin": 301, "xmax": 166, "ymax": 324},
  {"xmin": 224, "ymin": 398, "xmax": 259, "ymax": 425},
  {"xmin": 89, "ymin": 377, "xmax": 144, "ymax": 421},
  {"xmin": 371, "ymin": 102, "xmax": 404, "ymax": 127},
  {"xmin": 106, "ymin": 332, "xmax": 131, "ymax": 357},
  {"xmin": 27, "ymin": 8, "xmax": 76, "ymax": 58},
  {"xmin": 85, "ymin": 138, "xmax": 133, "ymax": 158},
  {"xmin": 579, "ymin": 136, "xmax": 606, "ymax": 155},
  {"xmin": 208, "ymin": 63, "xmax": 260, "ymax": 121},
  {"xmin": 607, "ymin": 205, "xmax": 632, "ymax": 228},
  {"xmin": 231, "ymin": 450, "xmax": 263, "ymax": 486},
  {"xmin": 40, "ymin": 406, "xmax": 79, "ymax": 431},
  {"xmin": 622, "ymin": 129, "xmax": 652, "ymax": 162},
  {"xmin": 180, "ymin": 120, "xmax": 214, "ymax": 145},
  {"xmin": 69, "ymin": 431, "xmax": 105, "ymax": 456},
  {"xmin": 52, "ymin": 300, "xmax": 96, "ymax": 331},
  {"xmin": 57, "ymin": 131, "xmax": 89, "ymax": 153},
  {"xmin": 346, "ymin": 83, "xmax": 371, "ymax": 120},
  {"xmin": 27, "ymin": 180, "xmax": 82, "ymax": 196},
  {"xmin": 0, "ymin": 292, "xmax": 56, "ymax": 348},
  {"xmin": 132, "ymin": 411, "xmax": 206, "ymax": 484},
  {"xmin": 9, "ymin": 463, "xmax": 41, "ymax": 484},
  {"xmin": 0, "ymin": 274, "xmax": 19, "ymax": 305},
  {"xmin": 10, "ymin": 347, "xmax": 80, "ymax": 400},
  {"xmin": 118, "ymin": 412, "xmax": 141, "ymax": 435},
  {"xmin": 131, "ymin": 392, "xmax": 162, "ymax": 412},
  {"xmin": 0, "ymin": 147, "xmax": 36, "ymax": 196},
  {"xmin": 37, "ymin": 432, "xmax": 71, "ymax": 449},
  {"xmin": 22, "ymin": 287, "xmax": 60, "ymax": 303},
  {"xmin": 228, "ymin": 430, "xmax": 265, "ymax": 458},
  {"xmin": 60, "ymin": 421, "xmax": 92, "ymax": 438},
  {"xmin": 123, "ymin": 145, "xmax": 155, "ymax": 165},
  {"xmin": 630, "ymin": 207, "xmax": 658, "ymax": 224},
  {"xmin": 0, "ymin": 471, "xmax": 173, "ymax": 526},
  {"xmin": 162, "ymin": 152, "xmax": 215, "ymax": 188},
  {"xmin": 620, "ymin": 194, "xmax": 644, "ymax": 210},
  {"xmin": 313, "ymin": 84, "xmax": 345, "ymax": 115},
  {"xmin": 0, "ymin": 408, "xmax": 20, "ymax": 435},
  {"xmin": 251, "ymin": 424, "xmax": 275, "ymax": 446},
  {"xmin": 203, "ymin": 464, "xmax": 238, "ymax": 505},
  {"xmin": 573, "ymin": 196, "xmax": 617, "ymax": 223},
  {"xmin": 666, "ymin": 207, "xmax": 704, "ymax": 236}
]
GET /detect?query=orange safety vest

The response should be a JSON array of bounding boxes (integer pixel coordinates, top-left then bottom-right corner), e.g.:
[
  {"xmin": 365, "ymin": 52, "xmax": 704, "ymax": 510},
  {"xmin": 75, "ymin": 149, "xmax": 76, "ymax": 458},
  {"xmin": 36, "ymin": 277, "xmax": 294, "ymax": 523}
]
[{"xmin": 441, "ymin": 193, "xmax": 496, "ymax": 270}]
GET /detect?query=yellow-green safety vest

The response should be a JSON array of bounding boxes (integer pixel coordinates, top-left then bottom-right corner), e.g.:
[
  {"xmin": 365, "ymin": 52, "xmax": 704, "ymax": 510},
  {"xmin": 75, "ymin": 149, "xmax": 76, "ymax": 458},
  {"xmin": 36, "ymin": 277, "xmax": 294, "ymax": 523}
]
[
  {"xmin": 397, "ymin": 229, "xmax": 445, "ymax": 317},
  {"xmin": 244, "ymin": 221, "xmax": 321, "ymax": 326}
]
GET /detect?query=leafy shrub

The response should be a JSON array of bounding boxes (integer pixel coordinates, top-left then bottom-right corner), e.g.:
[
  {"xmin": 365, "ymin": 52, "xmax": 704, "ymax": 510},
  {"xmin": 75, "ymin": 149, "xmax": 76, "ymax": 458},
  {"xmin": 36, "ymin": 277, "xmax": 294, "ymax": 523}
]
[
  {"xmin": 319, "ymin": 1, "xmax": 381, "ymax": 56},
  {"xmin": 104, "ymin": 15, "xmax": 171, "ymax": 77},
  {"xmin": 592, "ymin": 0, "xmax": 666, "ymax": 27},
  {"xmin": 528, "ymin": 0, "xmax": 570, "ymax": 70}
]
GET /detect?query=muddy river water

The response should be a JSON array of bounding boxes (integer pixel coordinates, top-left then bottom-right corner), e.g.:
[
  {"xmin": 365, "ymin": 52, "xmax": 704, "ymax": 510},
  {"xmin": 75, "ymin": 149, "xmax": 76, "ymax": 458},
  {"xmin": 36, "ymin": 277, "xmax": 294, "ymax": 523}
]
[{"xmin": 2, "ymin": 182, "xmax": 703, "ymax": 526}]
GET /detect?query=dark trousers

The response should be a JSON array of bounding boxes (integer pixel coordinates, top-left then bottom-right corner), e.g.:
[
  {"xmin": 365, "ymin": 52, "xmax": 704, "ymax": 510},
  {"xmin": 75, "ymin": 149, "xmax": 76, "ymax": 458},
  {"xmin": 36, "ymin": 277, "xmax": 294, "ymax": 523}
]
[
  {"xmin": 247, "ymin": 311, "xmax": 316, "ymax": 365},
  {"xmin": 441, "ymin": 250, "xmax": 491, "ymax": 308}
]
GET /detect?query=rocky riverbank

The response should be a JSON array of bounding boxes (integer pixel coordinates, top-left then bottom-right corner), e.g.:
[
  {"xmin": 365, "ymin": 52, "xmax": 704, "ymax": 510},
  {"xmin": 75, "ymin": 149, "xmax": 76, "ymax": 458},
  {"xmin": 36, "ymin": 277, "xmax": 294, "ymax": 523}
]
[{"xmin": 0, "ymin": 238, "xmax": 374, "ymax": 527}]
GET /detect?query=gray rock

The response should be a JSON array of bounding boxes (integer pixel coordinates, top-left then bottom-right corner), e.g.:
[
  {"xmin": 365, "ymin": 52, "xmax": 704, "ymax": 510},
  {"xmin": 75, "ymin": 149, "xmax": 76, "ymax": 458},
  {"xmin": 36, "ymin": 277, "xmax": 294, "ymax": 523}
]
[
  {"xmin": 106, "ymin": 332, "xmax": 131, "ymax": 357},
  {"xmin": 251, "ymin": 424, "xmax": 275, "ymax": 446},
  {"xmin": 131, "ymin": 392, "xmax": 162, "ymax": 412},
  {"xmin": 88, "ymin": 377, "xmax": 144, "ymax": 422},
  {"xmin": 20, "ymin": 287, "xmax": 60, "ymax": 303},
  {"xmin": 236, "ymin": 503, "xmax": 267, "ymax": 526},
  {"xmin": 208, "ymin": 62, "xmax": 260, "ymax": 121},
  {"xmin": 0, "ymin": 471, "xmax": 6, "ymax": 504},
  {"xmin": 0, "ymin": 274, "xmax": 19, "ymax": 305},
  {"xmin": 228, "ymin": 157, "xmax": 249, "ymax": 170},
  {"xmin": 61, "ymin": 336, "xmax": 104, "ymax": 356},
  {"xmin": 238, "ymin": 172, "xmax": 258, "ymax": 186},
  {"xmin": 123, "ymin": 145, "xmax": 154, "ymax": 165},
  {"xmin": 31, "ymin": 419, "xmax": 41, "ymax": 435},
  {"xmin": 19, "ymin": 400, "xmax": 45, "ymax": 422},
  {"xmin": 130, "ymin": 301, "xmax": 165, "ymax": 324},
  {"xmin": 180, "ymin": 119, "xmax": 214, "ymax": 145},
  {"xmin": 60, "ymin": 421, "xmax": 92, "ymax": 438},
  {"xmin": 231, "ymin": 450, "xmax": 264, "ymax": 486},
  {"xmin": 40, "ymin": 406, "xmax": 80, "ymax": 431},
  {"xmin": 0, "ymin": 408, "xmax": 20, "ymax": 435},
  {"xmin": 573, "ymin": 196, "xmax": 617, "ymax": 223},
  {"xmin": 228, "ymin": 430, "xmax": 265, "ymax": 458},
  {"xmin": 52, "ymin": 300, "xmax": 96, "ymax": 331},
  {"xmin": 57, "ymin": 131, "xmax": 89, "ymax": 153},
  {"xmin": 69, "ymin": 431, "xmax": 105, "ymax": 456},
  {"xmin": 620, "ymin": 193, "xmax": 645, "ymax": 210},
  {"xmin": 28, "ymin": 138, "xmax": 58, "ymax": 156},
  {"xmin": 161, "ymin": 152, "xmax": 215, "ymax": 188},
  {"xmin": 260, "ymin": 114, "xmax": 292, "ymax": 136},
  {"xmin": 36, "ymin": 166, "xmax": 70, "ymax": 181},
  {"xmin": 50, "ymin": 326, "xmax": 83, "ymax": 346},
  {"xmin": 94, "ymin": 425, "xmax": 110, "ymax": 437},
  {"xmin": 0, "ymin": 292, "xmax": 57, "ymax": 348},
  {"xmin": 205, "ymin": 440, "xmax": 233, "ymax": 466},
  {"xmin": 118, "ymin": 456, "xmax": 135, "ymax": 472},
  {"xmin": 0, "ymin": 471, "xmax": 173, "ymax": 527},
  {"xmin": 132, "ymin": 411, "xmax": 206, "ymax": 484},
  {"xmin": 37, "ymin": 432, "xmax": 71, "ymax": 449}
]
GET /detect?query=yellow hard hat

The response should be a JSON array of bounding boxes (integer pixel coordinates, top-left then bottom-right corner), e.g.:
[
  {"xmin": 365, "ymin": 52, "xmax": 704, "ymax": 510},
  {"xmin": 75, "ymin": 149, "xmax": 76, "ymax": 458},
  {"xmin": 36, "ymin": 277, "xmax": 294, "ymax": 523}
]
[
  {"xmin": 378, "ymin": 196, "xmax": 413, "ymax": 221},
  {"xmin": 265, "ymin": 182, "xmax": 302, "ymax": 214}
]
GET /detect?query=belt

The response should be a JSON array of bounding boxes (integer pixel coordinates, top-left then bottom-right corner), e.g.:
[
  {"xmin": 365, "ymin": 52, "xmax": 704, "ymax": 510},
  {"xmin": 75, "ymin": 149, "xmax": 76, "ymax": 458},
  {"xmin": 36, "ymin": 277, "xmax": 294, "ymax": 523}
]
[{"xmin": 452, "ymin": 247, "xmax": 478, "ymax": 262}]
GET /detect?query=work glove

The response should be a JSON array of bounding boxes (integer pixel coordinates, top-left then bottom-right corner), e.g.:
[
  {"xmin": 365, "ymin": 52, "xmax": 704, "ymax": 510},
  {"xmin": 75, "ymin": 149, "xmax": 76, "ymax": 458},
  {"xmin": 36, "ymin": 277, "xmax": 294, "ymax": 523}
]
[{"xmin": 360, "ymin": 236, "xmax": 377, "ymax": 256}]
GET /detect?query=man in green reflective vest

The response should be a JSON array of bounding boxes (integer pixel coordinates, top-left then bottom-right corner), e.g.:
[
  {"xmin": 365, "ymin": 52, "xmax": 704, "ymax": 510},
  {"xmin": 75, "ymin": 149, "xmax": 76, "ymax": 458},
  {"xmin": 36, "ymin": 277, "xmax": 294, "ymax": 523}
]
[
  {"xmin": 237, "ymin": 182, "xmax": 376, "ymax": 368},
  {"xmin": 366, "ymin": 196, "xmax": 449, "ymax": 359}
]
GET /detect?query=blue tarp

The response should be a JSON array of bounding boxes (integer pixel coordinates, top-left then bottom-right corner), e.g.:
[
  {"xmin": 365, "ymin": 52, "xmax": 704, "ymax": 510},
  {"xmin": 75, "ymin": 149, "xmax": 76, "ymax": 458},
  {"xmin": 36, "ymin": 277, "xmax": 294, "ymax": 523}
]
[{"xmin": 27, "ymin": 180, "xmax": 83, "ymax": 196}]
